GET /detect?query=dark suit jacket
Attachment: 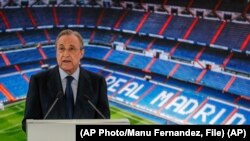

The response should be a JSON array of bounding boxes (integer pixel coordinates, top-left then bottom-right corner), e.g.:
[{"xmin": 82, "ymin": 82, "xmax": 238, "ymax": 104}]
[{"xmin": 22, "ymin": 66, "xmax": 110, "ymax": 132}]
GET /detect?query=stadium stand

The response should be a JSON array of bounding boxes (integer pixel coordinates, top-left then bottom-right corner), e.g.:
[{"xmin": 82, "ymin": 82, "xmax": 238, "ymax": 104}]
[{"xmin": 0, "ymin": 0, "xmax": 249, "ymax": 124}]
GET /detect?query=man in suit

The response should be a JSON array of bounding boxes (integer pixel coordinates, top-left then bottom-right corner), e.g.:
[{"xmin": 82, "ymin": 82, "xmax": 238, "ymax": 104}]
[{"xmin": 22, "ymin": 29, "xmax": 110, "ymax": 132}]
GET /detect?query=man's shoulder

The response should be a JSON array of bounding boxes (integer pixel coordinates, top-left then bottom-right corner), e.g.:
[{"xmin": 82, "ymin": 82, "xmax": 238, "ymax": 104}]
[
  {"xmin": 81, "ymin": 68, "xmax": 104, "ymax": 81},
  {"xmin": 31, "ymin": 66, "xmax": 57, "ymax": 79}
]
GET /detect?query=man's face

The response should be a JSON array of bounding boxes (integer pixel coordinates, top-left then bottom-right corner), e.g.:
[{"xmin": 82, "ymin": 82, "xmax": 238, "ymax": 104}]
[{"xmin": 56, "ymin": 34, "xmax": 84, "ymax": 75}]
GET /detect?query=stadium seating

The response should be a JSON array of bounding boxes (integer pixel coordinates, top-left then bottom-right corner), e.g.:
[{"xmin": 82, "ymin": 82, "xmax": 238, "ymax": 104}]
[{"xmin": 0, "ymin": 1, "xmax": 249, "ymax": 125}]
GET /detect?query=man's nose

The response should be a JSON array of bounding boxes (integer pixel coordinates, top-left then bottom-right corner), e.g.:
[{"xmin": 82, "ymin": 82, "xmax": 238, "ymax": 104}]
[{"xmin": 63, "ymin": 49, "xmax": 71, "ymax": 56}]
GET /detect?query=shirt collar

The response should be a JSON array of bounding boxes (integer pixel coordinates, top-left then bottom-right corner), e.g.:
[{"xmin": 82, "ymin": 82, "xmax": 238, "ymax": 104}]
[{"xmin": 59, "ymin": 67, "xmax": 80, "ymax": 81}]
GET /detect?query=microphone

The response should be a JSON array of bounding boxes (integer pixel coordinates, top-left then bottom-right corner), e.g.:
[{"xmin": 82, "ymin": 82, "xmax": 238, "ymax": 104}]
[
  {"xmin": 44, "ymin": 91, "xmax": 64, "ymax": 119},
  {"xmin": 83, "ymin": 95, "xmax": 106, "ymax": 119}
]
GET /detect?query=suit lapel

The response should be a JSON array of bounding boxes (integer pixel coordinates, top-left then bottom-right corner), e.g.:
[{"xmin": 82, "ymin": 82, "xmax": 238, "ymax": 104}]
[
  {"xmin": 74, "ymin": 68, "xmax": 94, "ymax": 118},
  {"xmin": 46, "ymin": 66, "xmax": 65, "ymax": 118},
  {"xmin": 47, "ymin": 66, "xmax": 63, "ymax": 96}
]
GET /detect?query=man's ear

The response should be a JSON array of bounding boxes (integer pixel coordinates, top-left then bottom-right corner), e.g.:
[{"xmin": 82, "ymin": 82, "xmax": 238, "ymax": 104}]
[{"xmin": 81, "ymin": 49, "xmax": 84, "ymax": 59}]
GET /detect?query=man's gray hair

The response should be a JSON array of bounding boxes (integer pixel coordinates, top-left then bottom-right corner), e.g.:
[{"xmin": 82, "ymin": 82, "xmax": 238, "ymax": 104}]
[{"xmin": 55, "ymin": 29, "xmax": 84, "ymax": 49}]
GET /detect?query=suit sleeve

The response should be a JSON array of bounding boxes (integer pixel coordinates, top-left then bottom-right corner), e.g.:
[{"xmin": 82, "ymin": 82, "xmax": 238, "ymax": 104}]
[
  {"xmin": 97, "ymin": 76, "xmax": 110, "ymax": 119},
  {"xmin": 22, "ymin": 75, "xmax": 42, "ymax": 132}
]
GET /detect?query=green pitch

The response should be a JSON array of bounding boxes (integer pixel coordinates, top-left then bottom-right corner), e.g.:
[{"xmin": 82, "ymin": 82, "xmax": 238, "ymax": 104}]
[{"xmin": 0, "ymin": 100, "xmax": 155, "ymax": 141}]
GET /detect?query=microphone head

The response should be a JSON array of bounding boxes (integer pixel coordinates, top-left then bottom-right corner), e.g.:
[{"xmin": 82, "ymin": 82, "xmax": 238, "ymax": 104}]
[
  {"xmin": 56, "ymin": 91, "xmax": 64, "ymax": 99},
  {"xmin": 83, "ymin": 94, "xmax": 106, "ymax": 119},
  {"xmin": 44, "ymin": 91, "xmax": 63, "ymax": 119},
  {"xmin": 83, "ymin": 95, "xmax": 90, "ymax": 101}
]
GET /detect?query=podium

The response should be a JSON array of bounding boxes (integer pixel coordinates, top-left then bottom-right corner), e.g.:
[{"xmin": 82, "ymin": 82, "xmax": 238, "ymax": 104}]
[{"xmin": 27, "ymin": 119, "xmax": 130, "ymax": 141}]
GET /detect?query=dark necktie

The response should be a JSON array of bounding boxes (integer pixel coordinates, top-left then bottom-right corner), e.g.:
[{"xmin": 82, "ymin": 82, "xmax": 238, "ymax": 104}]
[{"xmin": 65, "ymin": 76, "xmax": 74, "ymax": 119}]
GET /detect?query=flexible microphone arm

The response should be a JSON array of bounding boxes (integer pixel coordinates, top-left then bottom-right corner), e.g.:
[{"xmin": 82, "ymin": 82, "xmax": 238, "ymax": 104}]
[
  {"xmin": 83, "ymin": 95, "xmax": 106, "ymax": 119},
  {"xmin": 44, "ymin": 91, "xmax": 64, "ymax": 119}
]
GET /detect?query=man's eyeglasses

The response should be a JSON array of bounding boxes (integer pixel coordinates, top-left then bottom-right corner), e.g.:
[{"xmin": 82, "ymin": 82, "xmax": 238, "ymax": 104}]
[{"xmin": 57, "ymin": 47, "xmax": 82, "ymax": 54}]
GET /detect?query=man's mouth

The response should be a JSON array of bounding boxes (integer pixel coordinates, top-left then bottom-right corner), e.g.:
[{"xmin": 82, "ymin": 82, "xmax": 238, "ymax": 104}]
[{"xmin": 62, "ymin": 60, "xmax": 71, "ymax": 63}]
